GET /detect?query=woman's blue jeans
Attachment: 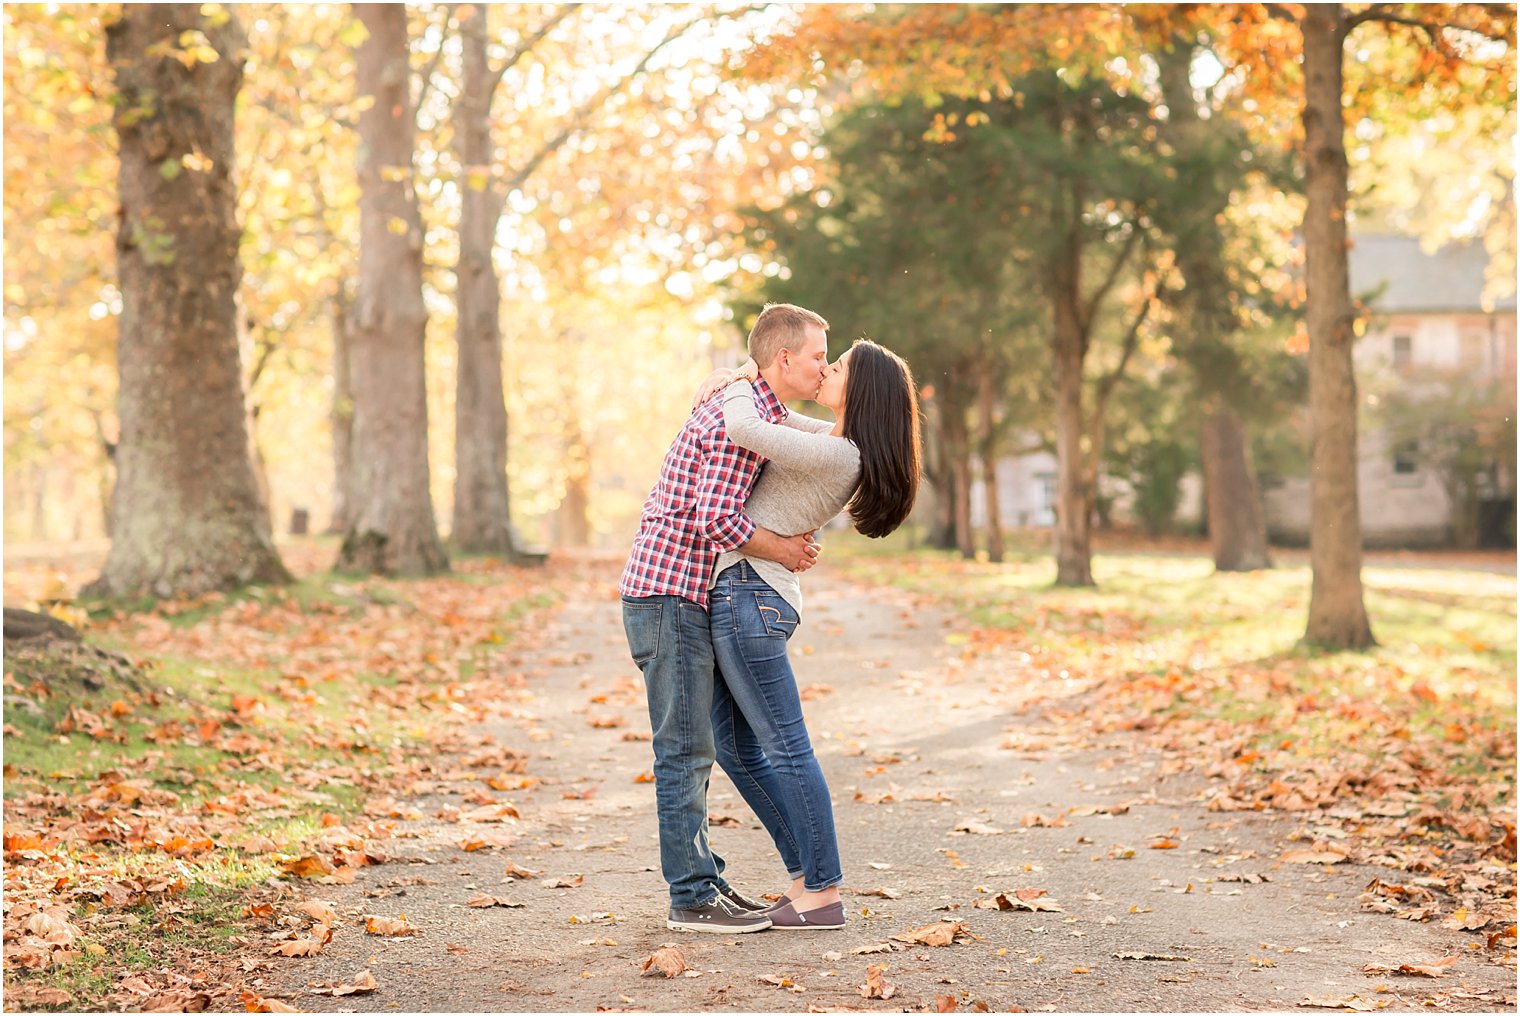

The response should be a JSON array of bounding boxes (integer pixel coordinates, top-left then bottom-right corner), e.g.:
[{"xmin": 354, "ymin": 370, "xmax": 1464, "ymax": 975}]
[{"xmin": 709, "ymin": 562, "xmax": 843, "ymax": 891}]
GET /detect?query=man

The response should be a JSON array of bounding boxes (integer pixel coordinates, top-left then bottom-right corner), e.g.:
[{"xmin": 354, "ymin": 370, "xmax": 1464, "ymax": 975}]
[{"xmin": 620, "ymin": 303, "xmax": 833, "ymax": 933}]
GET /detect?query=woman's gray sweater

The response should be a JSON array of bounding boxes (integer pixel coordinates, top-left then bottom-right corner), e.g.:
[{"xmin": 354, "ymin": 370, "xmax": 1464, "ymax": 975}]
[{"xmin": 710, "ymin": 380, "xmax": 861, "ymax": 616}]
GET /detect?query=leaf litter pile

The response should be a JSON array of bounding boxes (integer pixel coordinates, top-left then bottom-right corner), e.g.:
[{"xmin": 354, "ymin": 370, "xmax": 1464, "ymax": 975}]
[
  {"xmin": 2, "ymin": 542, "xmax": 578, "ymax": 1011},
  {"xmin": 839, "ymin": 549, "xmax": 1517, "ymax": 962}
]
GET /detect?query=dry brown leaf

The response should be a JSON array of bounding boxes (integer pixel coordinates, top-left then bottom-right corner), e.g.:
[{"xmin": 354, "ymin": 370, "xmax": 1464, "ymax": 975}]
[
  {"xmin": 641, "ymin": 945, "xmax": 689, "ymax": 978},
  {"xmin": 850, "ymin": 942, "xmax": 894, "ymax": 954},
  {"xmin": 501, "ymin": 862, "xmax": 542, "ymax": 880},
  {"xmin": 294, "ymin": 901, "xmax": 338, "ymax": 925},
  {"xmin": 934, "ymin": 994, "xmax": 960, "ymax": 1011},
  {"xmin": 1281, "ymin": 847, "xmax": 1348, "ymax": 865},
  {"xmin": 858, "ymin": 963, "xmax": 896, "ymax": 1000},
  {"xmin": 364, "ymin": 915, "xmax": 416, "ymax": 937},
  {"xmin": 974, "ymin": 892, "xmax": 1063, "ymax": 913},
  {"xmin": 459, "ymin": 832, "xmax": 514, "ymax": 851},
  {"xmin": 1362, "ymin": 956, "xmax": 1458, "ymax": 978},
  {"xmin": 853, "ymin": 887, "xmax": 901, "ymax": 899},
  {"xmin": 1113, "ymin": 951, "xmax": 1190, "ymax": 961},
  {"xmin": 309, "ymin": 970, "xmax": 378, "ymax": 997},
  {"xmin": 279, "ymin": 854, "xmax": 333, "ymax": 878},
  {"xmin": 543, "ymin": 875, "xmax": 584, "ymax": 889},
  {"xmin": 952, "ymin": 819, "xmax": 1004, "ymax": 836},
  {"xmin": 892, "ymin": 921, "xmax": 967, "ymax": 947},
  {"xmin": 271, "ymin": 923, "xmax": 332, "ymax": 957},
  {"xmin": 466, "ymin": 894, "xmax": 524, "ymax": 908},
  {"xmin": 1299, "ymin": 996, "xmax": 1388, "ymax": 1011}
]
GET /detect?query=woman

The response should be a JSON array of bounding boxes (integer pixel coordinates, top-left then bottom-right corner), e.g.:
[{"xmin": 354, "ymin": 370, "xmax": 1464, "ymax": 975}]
[{"xmin": 701, "ymin": 338, "xmax": 920, "ymax": 930}]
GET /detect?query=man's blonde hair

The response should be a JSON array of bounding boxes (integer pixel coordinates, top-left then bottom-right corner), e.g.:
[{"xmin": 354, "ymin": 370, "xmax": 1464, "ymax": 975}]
[{"xmin": 747, "ymin": 303, "xmax": 829, "ymax": 368}]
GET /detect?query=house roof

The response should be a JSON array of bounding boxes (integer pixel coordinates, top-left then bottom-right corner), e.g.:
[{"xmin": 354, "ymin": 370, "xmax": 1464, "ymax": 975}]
[{"xmin": 1349, "ymin": 233, "xmax": 1516, "ymax": 314}]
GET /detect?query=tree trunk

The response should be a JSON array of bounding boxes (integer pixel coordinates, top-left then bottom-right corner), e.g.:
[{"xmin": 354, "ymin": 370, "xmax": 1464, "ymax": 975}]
[
  {"xmin": 87, "ymin": 4, "xmax": 289, "ymax": 600},
  {"xmin": 922, "ymin": 397, "xmax": 958, "ymax": 549},
  {"xmin": 336, "ymin": 4, "xmax": 448, "ymax": 577},
  {"xmin": 1300, "ymin": 5, "xmax": 1374, "ymax": 647},
  {"xmin": 977, "ymin": 370, "xmax": 1004, "ymax": 563},
  {"xmin": 451, "ymin": 4, "xmax": 516, "ymax": 556},
  {"xmin": 327, "ymin": 286, "xmax": 353, "ymax": 534},
  {"xmin": 1156, "ymin": 37, "xmax": 1275, "ymax": 573},
  {"xmin": 1051, "ymin": 283, "xmax": 1093, "ymax": 586},
  {"xmin": 941, "ymin": 395, "xmax": 975, "ymax": 558},
  {"xmin": 1201, "ymin": 405, "xmax": 1273, "ymax": 570}
]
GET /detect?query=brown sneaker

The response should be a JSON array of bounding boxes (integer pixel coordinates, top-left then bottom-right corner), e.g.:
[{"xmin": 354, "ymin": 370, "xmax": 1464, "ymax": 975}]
[
  {"xmin": 716, "ymin": 884, "xmax": 769, "ymax": 912},
  {"xmin": 667, "ymin": 895, "xmax": 772, "ymax": 933},
  {"xmin": 766, "ymin": 899, "xmax": 845, "ymax": 930}
]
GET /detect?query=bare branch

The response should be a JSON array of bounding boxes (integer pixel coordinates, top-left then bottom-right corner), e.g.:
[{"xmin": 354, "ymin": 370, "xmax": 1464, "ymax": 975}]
[
  {"xmin": 1080, "ymin": 227, "xmax": 1141, "ymax": 331},
  {"xmin": 490, "ymin": 3, "xmax": 585, "ymax": 93},
  {"xmin": 503, "ymin": 7, "xmax": 746, "ymax": 193},
  {"xmin": 413, "ymin": 4, "xmax": 454, "ymax": 126}
]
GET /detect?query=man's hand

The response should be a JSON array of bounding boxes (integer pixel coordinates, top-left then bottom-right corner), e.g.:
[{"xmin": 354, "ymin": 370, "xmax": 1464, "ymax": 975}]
[{"xmin": 739, "ymin": 527, "xmax": 821, "ymax": 573}]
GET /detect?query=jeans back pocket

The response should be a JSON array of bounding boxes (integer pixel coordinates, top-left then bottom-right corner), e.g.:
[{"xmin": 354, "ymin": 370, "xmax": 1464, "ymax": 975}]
[
  {"xmin": 622, "ymin": 600, "xmax": 663, "ymax": 664},
  {"xmin": 752, "ymin": 592, "xmax": 800, "ymax": 640}
]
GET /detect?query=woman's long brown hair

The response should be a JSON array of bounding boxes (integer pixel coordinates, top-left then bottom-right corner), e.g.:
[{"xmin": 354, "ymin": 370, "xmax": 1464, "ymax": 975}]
[{"xmin": 841, "ymin": 339, "xmax": 921, "ymax": 538}]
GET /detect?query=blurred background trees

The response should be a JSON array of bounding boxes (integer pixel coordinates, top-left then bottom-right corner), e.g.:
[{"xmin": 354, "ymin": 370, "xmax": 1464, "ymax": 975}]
[{"xmin": 3, "ymin": 3, "xmax": 1514, "ymax": 646}]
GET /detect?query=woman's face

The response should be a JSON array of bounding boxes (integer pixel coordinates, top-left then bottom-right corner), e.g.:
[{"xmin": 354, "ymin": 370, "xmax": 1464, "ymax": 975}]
[{"xmin": 817, "ymin": 350, "xmax": 850, "ymax": 412}]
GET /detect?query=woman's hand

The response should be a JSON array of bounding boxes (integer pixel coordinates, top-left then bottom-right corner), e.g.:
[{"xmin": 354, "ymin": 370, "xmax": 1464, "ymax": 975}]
[{"xmin": 690, "ymin": 357, "xmax": 760, "ymax": 408}]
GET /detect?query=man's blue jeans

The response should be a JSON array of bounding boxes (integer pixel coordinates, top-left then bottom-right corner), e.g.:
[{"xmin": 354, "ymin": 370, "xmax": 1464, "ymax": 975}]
[
  {"xmin": 622, "ymin": 593, "xmax": 801, "ymax": 910},
  {"xmin": 709, "ymin": 562, "xmax": 843, "ymax": 891}
]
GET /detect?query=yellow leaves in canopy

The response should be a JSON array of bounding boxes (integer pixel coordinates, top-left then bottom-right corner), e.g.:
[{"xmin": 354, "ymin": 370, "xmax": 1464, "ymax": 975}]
[{"xmin": 386, "ymin": 216, "xmax": 409, "ymax": 235}]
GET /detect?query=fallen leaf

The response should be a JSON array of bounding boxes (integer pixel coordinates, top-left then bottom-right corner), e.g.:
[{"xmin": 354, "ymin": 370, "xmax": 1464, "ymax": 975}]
[
  {"xmin": 309, "ymin": 970, "xmax": 378, "ymax": 997},
  {"xmin": 1281, "ymin": 848, "xmax": 1348, "ymax": 865},
  {"xmin": 543, "ymin": 875, "xmax": 584, "ymax": 889},
  {"xmin": 1299, "ymin": 996, "xmax": 1388, "ymax": 1011},
  {"xmin": 466, "ymin": 894, "xmax": 524, "ymax": 908},
  {"xmin": 858, "ymin": 963, "xmax": 896, "ymax": 1000},
  {"xmin": 641, "ymin": 945, "xmax": 688, "ymax": 977},
  {"xmin": 854, "ymin": 887, "xmax": 901, "ymax": 899},
  {"xmin": 850, "ymin": 942, "xmax": 895, "ymax": 954},
  {"xmin": 1113, "ymin": 951, "xmax": 1190, "ymax": 962},
  {"xmin": 364, "ymin": 915, "xmax": 416, "ymax": 937},
  {"xmin": 271, "ymin": 923, "xmax": 332, "ymax": 957},
  {"xmin": 952, "ymin": 819, "xmax": 1004, "ymax": 836},
  {"xmin": 892, "ymin": 921, "xmax": 968, "ymax": 947},
  {"xmin": 280, "ymin": 854, "xmax": 334, "ymax": 878},
  {"xmin": 1361, "ymin": 956, "xmax": 1459, "ymax": 978},
  {"xmin": 501, "ymin": 862, "xmax": 542, "ymax": 880},
  {"xmin": 294, "ymin": 901, "xmax": 338, "ymax": 925},
  {"xmin": 934, "ymin": 993, "xmax": 959, "ymax": 1011},
  {"xmin": 239, "ymin": 991, "xmax": 298, "ymax": 1012}
]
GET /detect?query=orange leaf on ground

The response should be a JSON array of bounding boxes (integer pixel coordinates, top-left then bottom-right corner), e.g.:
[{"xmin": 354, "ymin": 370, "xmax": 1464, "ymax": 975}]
[
  {"xmin": 858, "ymin": 963, "xmax": 896, "ymax": 999},
  {"xmin": 364, "ymin": 915, "xmax": 416, "ymax": 937},
  {"xmin": 642, "ymin": 945, "xmax": 689, "ymax": 977},
  {"xmin": 892, "ymin": 921, "xmax": 968, "ymax": 947},
  {"xmin": 272, "ymin": 923, "xmax": 332, "ymax": 957},
  {"xmin": 310, "ymin": 970, "xmax": 378, "ymax": 996},
  {"xmin": 542, "ymin": 875, "xmax": 584, "ymax": 889},
  {"xmin": 1281, "ymin": 848, "xmax": 1348, "ymax": 864},
  {"xmin": 466, "ymin": 894, "xmax": 524, "ymax": 908}
]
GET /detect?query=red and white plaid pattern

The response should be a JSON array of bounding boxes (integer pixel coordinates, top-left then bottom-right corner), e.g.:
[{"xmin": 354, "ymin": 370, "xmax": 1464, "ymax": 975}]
[{"xmin": 619, "ymin": 378, "xmax": 787, "ymax": 609}]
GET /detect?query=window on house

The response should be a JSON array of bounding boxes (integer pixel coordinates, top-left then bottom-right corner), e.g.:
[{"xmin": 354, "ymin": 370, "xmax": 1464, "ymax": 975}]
[
  {"xmin": 1393, "ymin": 440, "xmax": 1419, "ymax": 476},
  {"xmin": 1037, "ymin": 472, "xmax": 1057, "ymax": 512},
  {"xmin": 1392, "ymin": 334, "xmax": 1413, "ymax": 369}
]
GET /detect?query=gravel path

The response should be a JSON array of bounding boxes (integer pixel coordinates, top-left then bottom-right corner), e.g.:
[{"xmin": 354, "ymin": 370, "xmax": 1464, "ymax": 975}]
[{"xmin": 267, "ymin": 559, "xmax": 1514, "ymax": 1013}]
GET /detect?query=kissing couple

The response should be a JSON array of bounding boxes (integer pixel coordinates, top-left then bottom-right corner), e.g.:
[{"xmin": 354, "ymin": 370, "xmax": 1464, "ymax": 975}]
[{"xmin": 618, "ymin": 302, "xmax": 922, "ymax": 932}]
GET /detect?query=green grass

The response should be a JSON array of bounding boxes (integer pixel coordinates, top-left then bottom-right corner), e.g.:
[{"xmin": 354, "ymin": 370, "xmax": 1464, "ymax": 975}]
[{"xmin": 831, "ymin": 540, "xmax": 1517, "ymax": 781}]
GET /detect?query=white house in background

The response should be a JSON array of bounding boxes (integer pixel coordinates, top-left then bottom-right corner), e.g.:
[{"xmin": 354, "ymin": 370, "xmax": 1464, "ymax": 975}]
[
  {"xmin": 1261, "ymin": 234, "xmax": 1517, "ymax": 547},
  {"xmin": 966, "ymin": 233, "xmax": 1517, "ymax": 547}
]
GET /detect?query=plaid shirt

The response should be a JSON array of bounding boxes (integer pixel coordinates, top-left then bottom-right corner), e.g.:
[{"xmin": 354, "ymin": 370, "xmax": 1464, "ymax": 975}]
[{"xmin": 619, "ymin": 378, "xmax": 788, "ymax": 609}]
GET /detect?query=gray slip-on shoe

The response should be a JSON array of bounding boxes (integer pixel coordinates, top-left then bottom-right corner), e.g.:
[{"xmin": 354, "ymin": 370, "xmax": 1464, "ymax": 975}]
[
  {"xmin": 667, "ymin": 895, "xmax": 772, "ymax": 933},
  {"xmin": 766, "ymin": 899, "xmax": 846, "ymax": 930}
]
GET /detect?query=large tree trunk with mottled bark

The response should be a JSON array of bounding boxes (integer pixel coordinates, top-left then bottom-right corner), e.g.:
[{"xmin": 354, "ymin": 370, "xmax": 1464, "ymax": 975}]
[
  {"xmin": 1201, "ymin": 405, "xmax": 1272, "ymax": 570},
  {"xmin": 1300, "ymin": 5, "xmax": 1374, "ymax": 647},
  {"xmin": 87, "ymin": 4, "xmax": 289, "ymax": 599},
  {"xmin": 336, "ymin": 4, "xmax": 448, "ymax": 576},
  {"xmin": 450, "ymin": 4, "xmax": 517, "ymax": 556}
]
